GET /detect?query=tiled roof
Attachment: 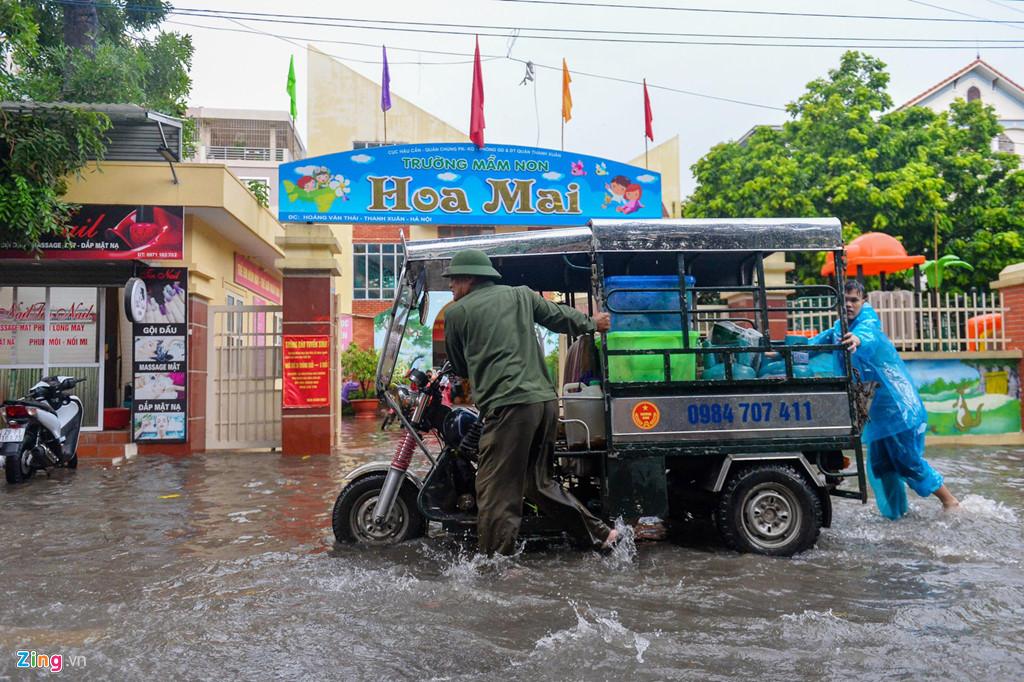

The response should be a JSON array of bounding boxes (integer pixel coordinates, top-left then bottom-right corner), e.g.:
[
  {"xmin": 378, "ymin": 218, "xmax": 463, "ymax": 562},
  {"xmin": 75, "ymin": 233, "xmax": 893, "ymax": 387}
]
[{"xmin": 897, "ymin": 58, "xmax": 1024, "ymax": 110}]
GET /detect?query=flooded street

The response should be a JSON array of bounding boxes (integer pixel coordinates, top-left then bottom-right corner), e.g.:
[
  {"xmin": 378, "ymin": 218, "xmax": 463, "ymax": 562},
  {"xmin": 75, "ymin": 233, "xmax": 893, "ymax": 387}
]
[{"xmin": 1, "ymin": 421, "xmax": 1021, "ymax": 680}]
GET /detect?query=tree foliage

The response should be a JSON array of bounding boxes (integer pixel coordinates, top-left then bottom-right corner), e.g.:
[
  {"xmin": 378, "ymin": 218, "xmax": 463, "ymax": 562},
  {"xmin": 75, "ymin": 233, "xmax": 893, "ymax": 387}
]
[
  {"xmin": 685, "ymin": 51, "xmax": 1024, "ymax": 289},
  {"xmin": 0, "ymin": 0, "xmax": 193, "ymax": 248}
]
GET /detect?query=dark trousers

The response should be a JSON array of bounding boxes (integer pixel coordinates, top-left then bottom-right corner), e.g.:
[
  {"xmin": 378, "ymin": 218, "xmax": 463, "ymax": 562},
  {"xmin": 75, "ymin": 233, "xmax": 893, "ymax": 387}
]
[{"xmin": 475, "ymin": 400, "xmax": 611, "ymax": 555}]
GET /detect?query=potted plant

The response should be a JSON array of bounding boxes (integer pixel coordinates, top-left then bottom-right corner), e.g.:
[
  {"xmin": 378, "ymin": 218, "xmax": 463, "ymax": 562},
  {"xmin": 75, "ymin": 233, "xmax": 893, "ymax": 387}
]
[{"xmin": 341, "ymin": 342, "xmax": 380, "ymax": 417}]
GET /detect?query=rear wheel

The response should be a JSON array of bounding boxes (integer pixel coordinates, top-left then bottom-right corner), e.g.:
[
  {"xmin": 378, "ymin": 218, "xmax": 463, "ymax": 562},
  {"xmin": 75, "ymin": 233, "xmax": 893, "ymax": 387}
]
[
  {"xmin": 332, "ymin": 473, "xmax": 425, "ymax": 545},
  {"xmin": 4, "ymin": 449, "xmax": 35, "ymax": 484},
  {"xmin": 715, "ymin": 464, "xmax": 822, "ymax": 556}
]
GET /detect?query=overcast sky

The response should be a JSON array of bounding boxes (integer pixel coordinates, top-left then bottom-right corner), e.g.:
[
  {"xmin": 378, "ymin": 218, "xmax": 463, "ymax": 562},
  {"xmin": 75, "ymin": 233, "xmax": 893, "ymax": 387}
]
[{"xmin": 176, "ymin": 0, "xmax": 1024, "ymax": 194}]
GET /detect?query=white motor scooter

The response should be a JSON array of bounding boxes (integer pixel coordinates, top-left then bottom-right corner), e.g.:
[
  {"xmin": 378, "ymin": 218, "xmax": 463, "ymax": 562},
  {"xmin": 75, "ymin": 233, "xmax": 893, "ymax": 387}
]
[{"xmin": 2, "ymin": 376, "xmax": 85, "ymax": 484}]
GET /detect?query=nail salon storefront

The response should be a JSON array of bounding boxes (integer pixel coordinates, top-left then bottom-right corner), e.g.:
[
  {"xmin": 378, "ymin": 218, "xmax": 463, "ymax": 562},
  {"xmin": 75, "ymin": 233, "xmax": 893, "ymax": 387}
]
[{"xmin": 0, "ymin": 104, "xmax": 285, "ymax": 453}]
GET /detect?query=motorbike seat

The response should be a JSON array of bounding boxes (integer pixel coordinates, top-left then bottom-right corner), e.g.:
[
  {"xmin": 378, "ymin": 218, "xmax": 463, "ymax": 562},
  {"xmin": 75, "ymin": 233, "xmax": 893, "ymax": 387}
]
[{"xmin": 6, "ymin": 399, "xmax": 56, "ymax": 415}]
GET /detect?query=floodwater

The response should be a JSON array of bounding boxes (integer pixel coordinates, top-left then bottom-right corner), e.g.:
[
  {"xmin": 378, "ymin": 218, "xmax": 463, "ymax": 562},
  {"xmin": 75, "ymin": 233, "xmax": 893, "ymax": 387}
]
[{"xmin": 1, "ymin": 421, "xmax": 1021, "ymax": 681}]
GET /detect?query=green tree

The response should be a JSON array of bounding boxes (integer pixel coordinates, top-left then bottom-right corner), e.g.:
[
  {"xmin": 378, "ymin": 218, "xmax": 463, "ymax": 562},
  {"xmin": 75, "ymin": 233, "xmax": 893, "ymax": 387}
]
[
  {"xmin": 0, "ymin": 1, "xmax": 193, "ymax": 248},
  {"xmin": 686, "ymin": 51, "xmax": 1024, "ymax": 289}
]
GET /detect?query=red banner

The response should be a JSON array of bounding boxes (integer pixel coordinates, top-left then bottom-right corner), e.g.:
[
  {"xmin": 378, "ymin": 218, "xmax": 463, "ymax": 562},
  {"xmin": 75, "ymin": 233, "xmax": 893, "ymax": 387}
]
[
  {"xmin": 0, "ymin": 205, "xmax": 183, "ymax": 260},
  {"xmin": 283, "ymin": 335, "xmax": 331, "ymax": 408},
  {"xmin": 234, "ymin": 253, "xmax": 282, "ymax": 303}
]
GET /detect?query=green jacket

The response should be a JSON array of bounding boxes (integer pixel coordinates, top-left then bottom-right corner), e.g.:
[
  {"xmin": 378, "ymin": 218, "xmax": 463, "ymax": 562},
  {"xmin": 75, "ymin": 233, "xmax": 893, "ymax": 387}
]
[{"xmin": 444, "ymin": 281, "xmax": 595, "ymax": 415}]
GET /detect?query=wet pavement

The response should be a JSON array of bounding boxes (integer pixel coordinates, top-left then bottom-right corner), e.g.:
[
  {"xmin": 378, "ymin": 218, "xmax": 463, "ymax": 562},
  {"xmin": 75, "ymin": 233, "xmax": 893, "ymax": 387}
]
[{"xmin": 1, "ymin": 419, "xmax": 1022, "ymax": 680}]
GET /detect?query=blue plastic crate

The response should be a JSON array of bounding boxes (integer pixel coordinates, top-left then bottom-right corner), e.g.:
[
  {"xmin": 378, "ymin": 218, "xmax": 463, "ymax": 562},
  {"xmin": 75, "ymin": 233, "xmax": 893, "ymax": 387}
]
[{"xmin": 605, "ymin": 275, "xmax": 696, "ymax": 331}]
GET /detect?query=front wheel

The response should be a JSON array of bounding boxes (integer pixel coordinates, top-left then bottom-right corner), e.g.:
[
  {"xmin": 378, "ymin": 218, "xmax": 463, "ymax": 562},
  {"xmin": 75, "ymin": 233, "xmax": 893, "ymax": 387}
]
[
  {"xmin": 4, "ymin": 449, "xmax": 35, "ymax": 484},
  {"xmin": 332, "ymin": 473, "xmax": 425, "ymax": 545},
  {"xmin": 715, "ymin": 464, "xmax": 822, "ymax": 556}
]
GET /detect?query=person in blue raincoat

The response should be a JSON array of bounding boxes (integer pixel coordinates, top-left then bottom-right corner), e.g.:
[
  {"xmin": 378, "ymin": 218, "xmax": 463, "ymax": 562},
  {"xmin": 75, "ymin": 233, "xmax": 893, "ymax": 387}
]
[{"xmin": 811, "ymin": 280, "xmax": 960, "ymax": 519}]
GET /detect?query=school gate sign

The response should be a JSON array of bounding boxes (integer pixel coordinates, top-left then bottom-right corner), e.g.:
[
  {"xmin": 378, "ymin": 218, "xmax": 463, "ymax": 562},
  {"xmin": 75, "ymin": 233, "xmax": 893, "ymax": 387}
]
[{"xmin": 278, "ymin": 143, "xmax": 662, "ymax": 226}]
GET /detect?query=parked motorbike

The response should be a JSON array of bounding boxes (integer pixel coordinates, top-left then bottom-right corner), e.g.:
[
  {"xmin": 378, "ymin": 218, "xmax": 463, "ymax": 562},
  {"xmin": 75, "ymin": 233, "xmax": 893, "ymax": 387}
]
[{"xmin": 2, "ymin": 376, "xmax": 86, "ymax": 484}]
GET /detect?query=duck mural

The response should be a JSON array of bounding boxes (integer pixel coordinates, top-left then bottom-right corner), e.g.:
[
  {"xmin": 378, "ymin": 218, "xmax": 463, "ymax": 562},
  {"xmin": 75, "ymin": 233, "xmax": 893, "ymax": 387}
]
[{"xmin": 908, "ymin": 359, "xmax": 1020, "ymax": 436}]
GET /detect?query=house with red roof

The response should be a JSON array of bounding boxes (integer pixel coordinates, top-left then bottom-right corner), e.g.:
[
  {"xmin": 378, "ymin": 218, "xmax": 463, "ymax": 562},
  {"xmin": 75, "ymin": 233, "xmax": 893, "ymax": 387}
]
[{"xmin": 896, "ymin": 58, "xmax": 1024, "ymax": 161}]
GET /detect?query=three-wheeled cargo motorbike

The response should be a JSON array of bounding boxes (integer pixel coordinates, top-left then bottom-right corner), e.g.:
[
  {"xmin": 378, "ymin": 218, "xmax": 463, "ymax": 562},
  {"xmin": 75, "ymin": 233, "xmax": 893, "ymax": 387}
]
[{"xmin": 332, "ymin": 218, "xmax": 869, "ymax": 556}]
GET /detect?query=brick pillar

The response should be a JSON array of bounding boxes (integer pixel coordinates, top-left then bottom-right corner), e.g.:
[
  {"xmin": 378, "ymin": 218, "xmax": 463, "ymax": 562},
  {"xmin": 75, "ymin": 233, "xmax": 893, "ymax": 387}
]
[
  {"xmin": 138, "ymin": 294, "xmax": 209, "ymax": 456},
  {"xmin": 990, "ymin": 263, "xmax": 1024, "ymax": 408},
  {"xmin": 276, "ymin": 225, "xmax": 343, "ymax": 456}
]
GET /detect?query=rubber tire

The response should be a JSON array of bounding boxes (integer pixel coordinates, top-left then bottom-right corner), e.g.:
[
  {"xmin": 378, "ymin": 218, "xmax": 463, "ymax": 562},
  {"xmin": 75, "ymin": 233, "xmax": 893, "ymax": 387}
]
[
  {"xmin": 4, "ymin": 450, "xmax": 35, "ymax": 484},
  {"xmin": 715, "ymin": 464, "xmax": 822, "ymax": 557},
  {"xmin": 332, "ymin": 473, "xmax": 425, "ymax": 545}
]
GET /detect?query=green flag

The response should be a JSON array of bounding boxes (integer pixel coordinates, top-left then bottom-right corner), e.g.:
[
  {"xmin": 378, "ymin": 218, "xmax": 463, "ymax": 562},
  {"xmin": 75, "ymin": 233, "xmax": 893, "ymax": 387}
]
[{"xmin": 286, "ymin": 55, "xmax": 297, "ymax": 120}]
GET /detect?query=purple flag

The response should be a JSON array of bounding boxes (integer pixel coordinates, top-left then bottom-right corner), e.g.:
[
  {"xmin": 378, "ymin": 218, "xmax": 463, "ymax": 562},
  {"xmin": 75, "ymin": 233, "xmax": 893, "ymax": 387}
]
[{"xmin": 381, "ymin": 45, "xmax": 392, "ymax": 112}]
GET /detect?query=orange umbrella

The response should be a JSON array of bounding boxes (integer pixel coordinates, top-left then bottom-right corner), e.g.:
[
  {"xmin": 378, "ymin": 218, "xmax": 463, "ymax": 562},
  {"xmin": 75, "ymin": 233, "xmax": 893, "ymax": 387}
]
[{"xmin": 821, "ymin": 232, "xmax": 925, "ymax": 277}]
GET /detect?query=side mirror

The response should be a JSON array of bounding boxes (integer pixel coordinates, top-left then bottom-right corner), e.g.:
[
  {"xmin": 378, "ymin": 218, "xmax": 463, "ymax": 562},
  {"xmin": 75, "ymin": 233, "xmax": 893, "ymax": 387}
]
[{"xmin": 418, "ymin": 291, "xmax": 430, "ymax": 325}]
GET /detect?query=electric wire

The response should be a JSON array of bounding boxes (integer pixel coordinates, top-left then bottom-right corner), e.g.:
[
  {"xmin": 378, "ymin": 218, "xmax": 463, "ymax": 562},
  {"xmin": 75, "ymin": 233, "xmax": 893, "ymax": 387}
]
[
  {"xmin": 50, "ymin": 0, "xmax": 1024, "ymax": 47},
  {"xmin": 489, "ymin": 0, "xmax": 1024, "ymax": 24},
  {"xmin": 170, "ymin": 17, "xmax": 787, "ymax": 111}
]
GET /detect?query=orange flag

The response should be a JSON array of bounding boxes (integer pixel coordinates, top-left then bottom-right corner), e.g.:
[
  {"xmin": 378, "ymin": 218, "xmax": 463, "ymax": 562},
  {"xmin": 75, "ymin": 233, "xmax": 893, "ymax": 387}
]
[{"xmin": 561, "ymin": 59, "xmax": 573, "ymax": 123}]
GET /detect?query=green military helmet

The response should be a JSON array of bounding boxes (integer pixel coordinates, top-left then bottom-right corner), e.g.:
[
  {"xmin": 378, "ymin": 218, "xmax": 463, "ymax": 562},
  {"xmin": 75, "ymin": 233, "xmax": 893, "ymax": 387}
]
[{"xmin": 442, "ymin": 248, "xmax": 502, "ymax": 279}]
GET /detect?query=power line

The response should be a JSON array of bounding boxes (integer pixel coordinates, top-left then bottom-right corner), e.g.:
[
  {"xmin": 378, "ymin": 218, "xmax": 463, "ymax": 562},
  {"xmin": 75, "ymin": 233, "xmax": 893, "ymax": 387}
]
[
  {"xmin": 168, "ymin": 14, "xmax": 1024, "ymax": 46},
  {"xmin": 170, "ymin": 20, "xmax": 491, "ymax": 65},
  {"xmin": 489, "ymin": 0, "xmax": 1024, "ymax": 24},
  {"xmin": 51, "ymin": 1, "xmax": 1024, "ymax": 48},
  {"xmin": 169, "ymin": 14, "xmax": 788, "ymax": 111}
]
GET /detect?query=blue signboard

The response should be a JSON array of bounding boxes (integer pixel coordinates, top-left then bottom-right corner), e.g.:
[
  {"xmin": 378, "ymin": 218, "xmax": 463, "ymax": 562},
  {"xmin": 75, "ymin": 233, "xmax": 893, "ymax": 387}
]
[{"xmin": 278, "ymin": 143, "xmax": 662, "ymax": 225}]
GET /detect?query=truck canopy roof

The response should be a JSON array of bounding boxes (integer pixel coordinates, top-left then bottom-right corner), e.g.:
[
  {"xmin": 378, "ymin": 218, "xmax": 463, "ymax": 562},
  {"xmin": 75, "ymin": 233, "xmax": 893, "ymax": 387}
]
[{"xmin": 404, "ymin": 218, "xmax": 842, "ymax": 291}]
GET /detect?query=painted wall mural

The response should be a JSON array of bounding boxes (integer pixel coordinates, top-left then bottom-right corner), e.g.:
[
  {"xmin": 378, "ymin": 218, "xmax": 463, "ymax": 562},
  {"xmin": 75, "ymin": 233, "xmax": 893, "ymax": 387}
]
[{"xmin": 905, "ymin": 358, "xmax": 1021, "ymax": 436}]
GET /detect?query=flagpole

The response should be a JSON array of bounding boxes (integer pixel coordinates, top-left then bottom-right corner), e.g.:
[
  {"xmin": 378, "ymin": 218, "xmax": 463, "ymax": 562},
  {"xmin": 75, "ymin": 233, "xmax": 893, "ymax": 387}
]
[
  {"xmin": 384, "ymin": 109, "xmax": 388, "ymax": 144},
  {"xmin": 561, "ymin": 118, "xmax": 564, "ymax": 152},
  {"xmin": 645, "ymin": 136, "xmax": 649, "ymax": 170}
]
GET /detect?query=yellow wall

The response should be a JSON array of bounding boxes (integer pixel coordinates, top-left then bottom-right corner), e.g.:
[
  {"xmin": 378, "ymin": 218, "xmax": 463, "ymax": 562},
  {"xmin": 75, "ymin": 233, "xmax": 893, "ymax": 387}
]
[
  {"xmin": 630, "ymin": 136, "xmax": 682, "ymax": 217},
  {"xmin": 63, "ymin": 161, "xmax": 285, "ymax": 306},
  {"xmin": 307, "ymin": 45, "xmax": 467, "ymax": 157}
]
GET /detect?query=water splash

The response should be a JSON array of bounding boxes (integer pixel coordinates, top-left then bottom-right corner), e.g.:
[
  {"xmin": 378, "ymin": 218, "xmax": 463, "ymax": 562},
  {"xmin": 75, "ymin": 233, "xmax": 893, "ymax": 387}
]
[
  {"xmin": 957, "ymin": 494, "xmax": 1019, "ymax": 523},
  {"xmin": 600, "ymin": 517, "xmax": 638, "ymax": 568},
  {"xmin": 535, "ymin": 601, "xmax": 651, "ymax": 663}
]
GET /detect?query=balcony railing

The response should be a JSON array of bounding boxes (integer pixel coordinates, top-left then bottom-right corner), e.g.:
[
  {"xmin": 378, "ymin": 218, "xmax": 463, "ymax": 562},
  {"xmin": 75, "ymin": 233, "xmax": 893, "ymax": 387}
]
[{"xmin": 204, "ymin": 146, "xmax": 286, "ymax": 162}]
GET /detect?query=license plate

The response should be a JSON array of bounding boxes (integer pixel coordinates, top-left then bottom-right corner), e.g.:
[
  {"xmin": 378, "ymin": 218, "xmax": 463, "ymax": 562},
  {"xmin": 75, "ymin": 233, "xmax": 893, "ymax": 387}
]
[{"xmin": 0, "ymin": 428, "xmax": 24, "ymax": 443}]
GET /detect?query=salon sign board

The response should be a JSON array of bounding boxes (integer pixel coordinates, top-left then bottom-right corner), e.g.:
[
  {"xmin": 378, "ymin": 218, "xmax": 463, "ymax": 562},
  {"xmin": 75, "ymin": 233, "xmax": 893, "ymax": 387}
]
[
  {"xmin": 0, "ymin": 205, "xmax": 183, "ymax": 260},
  {"xmin": 278, "ymin": 143, "xmax": 662, "ymax": 225},
  {"xmin": 125, "ymin": 267, "xmax": 189, "ymax": 443}
]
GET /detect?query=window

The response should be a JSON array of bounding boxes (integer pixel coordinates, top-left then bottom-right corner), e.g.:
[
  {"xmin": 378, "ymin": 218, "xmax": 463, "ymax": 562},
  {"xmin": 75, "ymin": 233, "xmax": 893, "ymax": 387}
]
[
  {"xmin": 0, "ymin": 286, "xmax": 102, "ymax": 427},
  {"xmin": 967, "ymin": 86, "xmax": 981, "ymax": 102},
  {"xmin": 353, "ymin": 243, "xmax": 404, "ymax": 299},
  {"xmin": 998, "ymin": 133, "xmax": 1016, "ymax": 154},
  {"xmin": 239, "ymin": 176, "xmax": 270, "ymax": 190},
  {"xmin": 353, "ymin": 140, "xmax": 407, "ymax": 149},
  {"xmin": 225, "ymin": 293, "xmax": 244, "ymax": 347}
]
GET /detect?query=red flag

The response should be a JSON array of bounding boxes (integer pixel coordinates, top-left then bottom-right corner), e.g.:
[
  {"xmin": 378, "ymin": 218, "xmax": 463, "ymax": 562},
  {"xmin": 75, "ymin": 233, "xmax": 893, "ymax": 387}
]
[
  {"xmin": 470, "ymin": 36, "xmax": 486, "ymax": 148},
  {"xmin": 643, "ymin": 79, "xmax": 654, "ymax": 142}
]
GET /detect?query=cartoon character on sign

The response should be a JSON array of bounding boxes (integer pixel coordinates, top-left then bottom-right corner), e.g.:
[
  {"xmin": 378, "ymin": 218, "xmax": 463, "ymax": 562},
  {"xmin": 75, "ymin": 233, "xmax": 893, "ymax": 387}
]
[
  {"xmin": 571, "ymin": 161, "xmax": 587, "ymax": 176},
  {"xmin": 283, "ymin": 166, "xmax": 346, "ymax": 212},
  {"xmin": 602, "ymin": 175, "xmax": 630, "ymax": 210},
  {"xmin": 632, "ymin": 401, "xmax": 660, "ymax": 430},
  {"xmin": 618, "ymin": 184, "xmax": 644, "ymax": 215},
  {"xmin": 595, "ymin": 162, "xmax": 608, "ymax": 176}
]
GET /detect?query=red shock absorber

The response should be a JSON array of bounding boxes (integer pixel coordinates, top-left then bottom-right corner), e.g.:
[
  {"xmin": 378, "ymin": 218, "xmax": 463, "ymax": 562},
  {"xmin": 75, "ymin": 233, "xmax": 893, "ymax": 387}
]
[{"xmin": 389, "ymin": 431, "xmax": 416, "ymax": 472}]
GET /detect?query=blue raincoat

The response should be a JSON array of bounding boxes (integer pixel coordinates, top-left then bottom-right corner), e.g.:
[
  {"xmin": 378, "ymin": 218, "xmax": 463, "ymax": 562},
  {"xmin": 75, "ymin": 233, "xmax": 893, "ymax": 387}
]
[{"xmin": 810, "ymin": 303, "xmax": 943, "ymax": 518}]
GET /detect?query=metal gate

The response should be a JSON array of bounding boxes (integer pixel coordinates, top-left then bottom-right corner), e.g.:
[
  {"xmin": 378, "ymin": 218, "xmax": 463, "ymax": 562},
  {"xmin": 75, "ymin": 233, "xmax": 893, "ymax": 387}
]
[{"xmin": 207, "ymin": 304, "xmax": 282, "ymax": 449}]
